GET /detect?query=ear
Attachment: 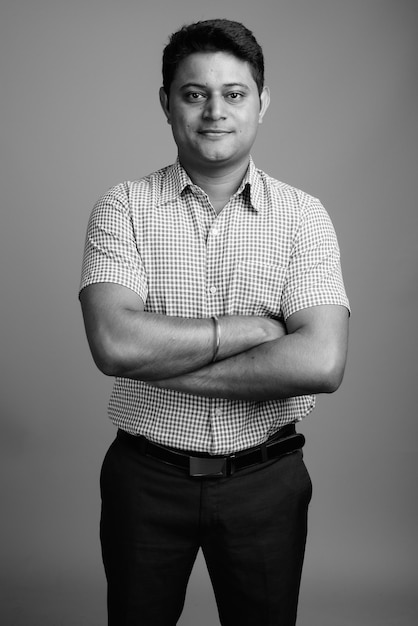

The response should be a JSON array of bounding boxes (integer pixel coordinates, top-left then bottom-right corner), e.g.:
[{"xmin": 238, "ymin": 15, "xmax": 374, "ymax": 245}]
[
  {"xmin": 258, "ymin": 86, "xmax": 270, "ymax": 124},
  {"xmin": 159, "ymin": 86, "xmax": 171, "ymax": 123}
]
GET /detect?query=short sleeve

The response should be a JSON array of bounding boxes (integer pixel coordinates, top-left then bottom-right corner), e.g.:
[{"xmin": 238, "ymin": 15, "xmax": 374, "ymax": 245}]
[
  {"xmin": 79, "ymin": 183, "xmax": 148, "ymax": 302},
  {"xmin": 281, "ymin": 196, "xmax": 350, "ymax": 320}
]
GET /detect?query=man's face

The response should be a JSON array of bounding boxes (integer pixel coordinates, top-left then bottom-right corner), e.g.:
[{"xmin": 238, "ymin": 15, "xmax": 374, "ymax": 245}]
[{"xmin": 160, "ymin": 51, "xmax": 270, "ymax": 173}]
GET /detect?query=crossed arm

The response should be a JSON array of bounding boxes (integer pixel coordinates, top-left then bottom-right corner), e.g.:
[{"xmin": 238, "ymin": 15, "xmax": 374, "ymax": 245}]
[{"xmin": 80, "ymin": 282, "xmax": 349, "ymax": 401}]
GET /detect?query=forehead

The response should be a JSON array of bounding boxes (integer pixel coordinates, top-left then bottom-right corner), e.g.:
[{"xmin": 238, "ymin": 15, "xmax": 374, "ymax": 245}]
[{"xmin": 172, "ymin": 51, "xmax": 257, "ymax": 89}]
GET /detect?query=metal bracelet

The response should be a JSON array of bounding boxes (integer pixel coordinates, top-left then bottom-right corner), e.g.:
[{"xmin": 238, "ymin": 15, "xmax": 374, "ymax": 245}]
[{"xmin": 212, "ymin": 315, "xmax": 221, "ymax": 362}]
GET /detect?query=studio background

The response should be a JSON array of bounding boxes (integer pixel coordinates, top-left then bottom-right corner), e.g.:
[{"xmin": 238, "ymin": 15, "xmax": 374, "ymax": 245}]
[{"xmin": 1, "ymin": 0, "xmax": 417, "ymax": 624}]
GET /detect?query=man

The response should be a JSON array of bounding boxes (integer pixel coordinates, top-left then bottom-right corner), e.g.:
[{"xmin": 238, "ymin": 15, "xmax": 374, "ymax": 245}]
[{"xmin": 79, "ymin": 19, "xmax": 349, "ymax": 626}]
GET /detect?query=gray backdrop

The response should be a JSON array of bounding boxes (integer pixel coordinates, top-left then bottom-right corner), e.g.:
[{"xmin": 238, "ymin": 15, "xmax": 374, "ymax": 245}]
[{"xmin": 1, "ymin": 0, "xmax": 417, "ymax": 624}]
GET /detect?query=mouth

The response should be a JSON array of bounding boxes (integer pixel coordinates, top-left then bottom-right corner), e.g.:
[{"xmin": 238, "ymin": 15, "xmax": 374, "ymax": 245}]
[
  {"xmin": 198, "ymin": 129, "xmax": 232, "ymax": 136},
  {"xmin": 198, "ymin": 129, "xmax": 232, "ymax": 140}
]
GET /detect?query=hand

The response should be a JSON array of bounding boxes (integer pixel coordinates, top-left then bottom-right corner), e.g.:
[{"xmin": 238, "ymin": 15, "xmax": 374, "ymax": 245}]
[{"xmin": 260, "ymin": 317, "xmax": 287, "ymax": 342}]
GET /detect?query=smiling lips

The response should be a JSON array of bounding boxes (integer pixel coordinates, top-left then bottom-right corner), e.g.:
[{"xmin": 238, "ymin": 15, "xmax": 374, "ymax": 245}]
[{"xmin": 198, "ymin": 129, "xmax": 232, "ymax": 137}]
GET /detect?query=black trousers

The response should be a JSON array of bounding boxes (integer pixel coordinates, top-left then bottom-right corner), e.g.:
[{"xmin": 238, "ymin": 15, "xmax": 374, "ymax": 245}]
[{"xmin": 100, "ymin": 431, "xmax": 312, "ymax": 626}]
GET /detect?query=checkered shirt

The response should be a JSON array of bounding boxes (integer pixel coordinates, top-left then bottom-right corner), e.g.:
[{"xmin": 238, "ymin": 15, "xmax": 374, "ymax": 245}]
[{"xmin": 80, "ymin": 158, "xmax": 350, "ymax": 454}]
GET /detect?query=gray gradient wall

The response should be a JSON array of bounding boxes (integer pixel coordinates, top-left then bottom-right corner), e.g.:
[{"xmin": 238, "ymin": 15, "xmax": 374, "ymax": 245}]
[{"xmin": 1, "ymin": 1, "xmax": 417, "ymax": 624}]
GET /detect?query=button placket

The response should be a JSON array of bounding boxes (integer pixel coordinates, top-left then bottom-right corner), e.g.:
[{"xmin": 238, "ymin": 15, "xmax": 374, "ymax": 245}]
[
  {"xmin": 206, "ymin": 217, "xmax": 222, "ymax": 309},
  {"xmin": 207, "ymin": 399, "xmax": 224, "ymax": 455}
]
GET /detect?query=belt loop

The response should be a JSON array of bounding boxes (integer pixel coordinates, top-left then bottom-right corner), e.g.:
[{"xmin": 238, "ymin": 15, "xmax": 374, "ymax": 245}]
[
  {"xmin": 228, "ymin": 454, "xmax": 236, "ymax": 476},
  {"xmin": 260, "ymin": 443, "xmax": 268, "ymax": 463}
]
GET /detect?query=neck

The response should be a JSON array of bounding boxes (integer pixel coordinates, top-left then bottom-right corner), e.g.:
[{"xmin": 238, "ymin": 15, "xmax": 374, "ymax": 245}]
[{"xmin": 180, "ymin": 158, "xmax": 250, "ymax": 213}]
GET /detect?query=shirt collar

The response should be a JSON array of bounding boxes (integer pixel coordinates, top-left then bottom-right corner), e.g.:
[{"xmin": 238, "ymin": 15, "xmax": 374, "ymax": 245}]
[
  {"xmin": 234, "ymin": 157, "xmax": 263, "ymax": 212},
  {"xmin": 158, "ymin": 159, "xmax": 192, "ymax": 205},
  {"xmin": 159, "ymin": 157, "xmax": 264, "ymax": 212}
]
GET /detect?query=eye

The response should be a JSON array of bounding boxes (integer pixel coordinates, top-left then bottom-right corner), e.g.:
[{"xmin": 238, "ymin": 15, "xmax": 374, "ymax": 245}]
[
  {"xmin": 185, "ymin": 92, "xmax": 206, "ymax": 102},
  {"xmin": 226, "ymin": 92, "xmax": 244, "ymax": 101}
]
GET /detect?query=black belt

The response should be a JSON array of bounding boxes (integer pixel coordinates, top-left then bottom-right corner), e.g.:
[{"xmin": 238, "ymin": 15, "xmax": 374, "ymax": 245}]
[{"xmin": 117, "ymin": 424, "xmax": 305, "ymax": 478}]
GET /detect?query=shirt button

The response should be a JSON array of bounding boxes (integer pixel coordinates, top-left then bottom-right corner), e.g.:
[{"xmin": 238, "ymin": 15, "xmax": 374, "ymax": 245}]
[
  {"xmin": 212, "ymin": 228, "xmax": 219, "ymax": 237},
  {"xmin": 214, "ymin": 408, "xmax": 222, "ymax": 417},
  {"xmin": 209, "ymin": 286, "xmax": 217, "ymax": 295}
]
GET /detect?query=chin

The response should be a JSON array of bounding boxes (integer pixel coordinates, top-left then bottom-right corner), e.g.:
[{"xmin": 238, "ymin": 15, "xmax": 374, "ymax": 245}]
[{"xmin": 200, "ymin": 149, "xmax": 236, "ymax": 163}]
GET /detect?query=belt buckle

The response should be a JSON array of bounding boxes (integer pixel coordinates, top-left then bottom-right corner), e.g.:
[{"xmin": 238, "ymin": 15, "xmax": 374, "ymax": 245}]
[{"xmin": 189, "ymin": 456, "xmax": 227, "ymax": 477}]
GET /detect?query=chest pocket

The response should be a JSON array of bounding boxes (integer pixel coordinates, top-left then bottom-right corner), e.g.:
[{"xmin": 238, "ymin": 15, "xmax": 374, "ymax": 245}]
[{"xmin": 225, "ymin": 261, "xmax": 287, "ymax": 317}]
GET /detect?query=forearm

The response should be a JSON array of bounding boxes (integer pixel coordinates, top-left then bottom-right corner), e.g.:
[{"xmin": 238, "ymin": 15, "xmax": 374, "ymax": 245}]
[
  {"xmin": 104, "ymin": 313, "xmax": 268, "ymax": 379},
  {"xmin": 147, "ymin": 336, "xmax": 311, "ymax": 400},
  {"xmin": 81, "ymin": 282, "xmax": 285, "ymax": 380},
  {"xmin": 117, "ymin": 314, "xmax": 286, "ymax": 380},
  {"xmin": 149, "ymin": 309, "xmax": 349, "ymax": 400}
]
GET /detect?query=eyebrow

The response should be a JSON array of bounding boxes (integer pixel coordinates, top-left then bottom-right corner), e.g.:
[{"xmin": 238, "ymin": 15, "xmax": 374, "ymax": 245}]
[{"xmin": 179, "ymin": 82, "xmax": 250, "ymax": 91}]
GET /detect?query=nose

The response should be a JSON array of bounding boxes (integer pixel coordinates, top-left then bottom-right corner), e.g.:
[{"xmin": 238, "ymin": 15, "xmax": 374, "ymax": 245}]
[{"xmin": 203, "ymin": 95, "xmax": 227, "ymax": 120}]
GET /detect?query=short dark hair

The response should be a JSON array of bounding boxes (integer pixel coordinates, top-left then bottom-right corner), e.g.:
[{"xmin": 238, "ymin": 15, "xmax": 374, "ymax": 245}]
[{"xmin": 162, "ymin": 19, "xmax": 265, "ymax": 97}]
